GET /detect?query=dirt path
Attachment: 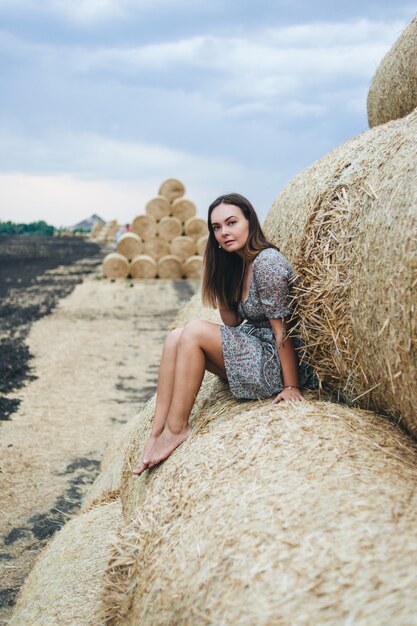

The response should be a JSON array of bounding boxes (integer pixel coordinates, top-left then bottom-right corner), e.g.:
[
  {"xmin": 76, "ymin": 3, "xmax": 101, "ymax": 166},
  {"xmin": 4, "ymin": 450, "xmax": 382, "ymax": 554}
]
[{"xmin": 0, "ymin": 276, "xmax": 197, "ymax": 624}]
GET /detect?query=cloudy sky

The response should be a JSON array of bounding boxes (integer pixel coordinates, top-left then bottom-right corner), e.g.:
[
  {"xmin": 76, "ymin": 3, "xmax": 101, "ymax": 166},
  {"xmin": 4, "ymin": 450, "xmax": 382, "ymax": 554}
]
[{"xmin": 0, "ymin": 1, "xmax": 414, "ymax": 227}]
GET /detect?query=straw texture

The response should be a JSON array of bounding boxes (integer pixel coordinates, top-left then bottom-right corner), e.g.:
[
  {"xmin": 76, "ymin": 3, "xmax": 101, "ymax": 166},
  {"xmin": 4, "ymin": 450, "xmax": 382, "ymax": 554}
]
[
  {"xmin": 145, "ymin": 196, "xmax": 171, "ymax": 221},
  {"xmin": 157, "ymin": 254, "xmax": 183, "ymax": 279},
  {"xmin": 132, "ymin": 215, "xmax": 157, "ymax": 241},
  {"xmin": 171, "ymin": 198, "xmax": 196, "ymax": 222},
  {"xmin": 263, "ymin": 108, "xmax": 417, "ymax": 436},
  {"xmin": 129, "ymin": 255, "xmax": 157, "ymax": 279},
  {"xmin": 183, "ymin": 255, "xmax": 203, "ymax": 278},
  {"xmin": 170, "ymin": 235, "xmax": 196, "ymax": 262},
  {"xmin": 196, "ymin": 234, "xmax": 208, "ymax": 256},
  {"xmin": 143, "ymin": 238, "xmax": 170, "ymax": 261},
  {"xmin": 184, "ymin": 217, "xmax": 208, "ymax": 240},
  {"xmin": 367, "ymin": 17, "xmax": 417, "ymax": 127},
  {"xmin": 82, "ymin": 404, "xmax": 155, "ymax": 511},
  {"xmin": 102, "ymin": 253, "xmax": 130, "ymax": 279},
  {"xmin": 10, "ymin": 501, "xmax": 123, "ymax": 626},
  {"xmin": 157, "ymin": 216, "xmax": 182, "ymax": 242},
  {"xmin": 103, "ymin": 379, "xmax": 417, "ymax": 626},
  {"xmin": 158, "ymin": 178, "xmax": 185, "ymax": 202},
  {"xmin": 116, "ymin": 232, "xmax": 143, "ymax": 260}
]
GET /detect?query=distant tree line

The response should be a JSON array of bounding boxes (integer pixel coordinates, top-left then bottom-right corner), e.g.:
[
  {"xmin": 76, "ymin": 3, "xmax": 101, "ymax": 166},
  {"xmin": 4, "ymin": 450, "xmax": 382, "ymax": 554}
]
[{"xmin": 0, "ymin": 220, "xmax": 55, "ymax": 236}]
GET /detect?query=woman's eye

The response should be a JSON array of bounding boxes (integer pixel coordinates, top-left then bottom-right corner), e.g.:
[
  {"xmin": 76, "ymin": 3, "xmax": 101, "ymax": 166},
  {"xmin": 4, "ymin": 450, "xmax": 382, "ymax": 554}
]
[
  {"xmin": 212, "ymin": 225, "xmax": 219, "ymax": 231},
  {"xmin": 227, "ymin": 221, "xmax": 236, "ymax": 226}
]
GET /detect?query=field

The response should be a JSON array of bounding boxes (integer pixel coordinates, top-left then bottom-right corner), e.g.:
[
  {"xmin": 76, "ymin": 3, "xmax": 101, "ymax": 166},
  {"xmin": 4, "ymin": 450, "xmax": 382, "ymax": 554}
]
[{"xmin": 0, "ymin": 235, "xmax": 197, "ymax": 623}]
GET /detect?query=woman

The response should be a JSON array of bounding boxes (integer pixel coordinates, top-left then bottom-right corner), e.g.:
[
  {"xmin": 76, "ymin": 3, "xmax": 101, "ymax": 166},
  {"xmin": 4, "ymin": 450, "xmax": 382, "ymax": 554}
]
[{"xmin": 133, "ymin": 193, "xmax": 317, "ymax": 476}]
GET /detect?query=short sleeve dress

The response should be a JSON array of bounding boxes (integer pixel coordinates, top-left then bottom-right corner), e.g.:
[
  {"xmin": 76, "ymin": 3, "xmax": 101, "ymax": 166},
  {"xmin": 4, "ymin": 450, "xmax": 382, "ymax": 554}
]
[{"xmin": 220, "ymin": 247, "xmax": 319, "ymax": 400}]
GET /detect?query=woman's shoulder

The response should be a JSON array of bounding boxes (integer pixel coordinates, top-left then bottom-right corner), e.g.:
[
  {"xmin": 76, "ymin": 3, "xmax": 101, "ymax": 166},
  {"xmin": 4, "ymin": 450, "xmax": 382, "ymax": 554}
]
[{"xmin": 253, "ymin": 247, "xmax": 292, "ymax": 273}]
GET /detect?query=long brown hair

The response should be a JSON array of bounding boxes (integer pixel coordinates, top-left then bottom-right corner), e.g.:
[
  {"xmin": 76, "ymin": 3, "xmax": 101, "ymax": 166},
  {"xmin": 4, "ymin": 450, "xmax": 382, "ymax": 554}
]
[{"xmin": 201, "ymin": 193, "xmax": 278, "ymax": 310}]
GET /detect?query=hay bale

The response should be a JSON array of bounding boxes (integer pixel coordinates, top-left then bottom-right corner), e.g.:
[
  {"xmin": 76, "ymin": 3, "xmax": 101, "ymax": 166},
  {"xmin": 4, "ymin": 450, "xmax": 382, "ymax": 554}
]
[
  {"xmin": 103, "ymin": 374, "xmax": 417, "ymax": 625},
  {"xmin": 82, "ymin": 405, "xmax": 154, "ymax": 511},
  {"xmin": 102, "ymin": 253, "xmax": 130, "ymax": 279},
  {"xmin": 169, "ymin": 291, "xmax": 221, "ymax": 330},
  {"xmin": 158, "ymin": 178, "xmax": 185, "ymax": 202},
  {"xmin": 367, "ymin": 17, "xmax": 417, "ymax": 127},
  {"xmin": 10, "ymin": 500, "xmax": 122, "ymax": 626},
  {"xmin": 158, "ymin": 255, "xmax": 183, "ymax": 279},
  {"xmin": 196, "ymin": 234, "xmax": 208, "ymax": 256},
  {"xmin": 157, "ymin": 216, "xmax": 182, "ymax": 242},
  {"xmin": 129, "ymin": 255, "xmax": 157, "ymax": 279},
  {"xmin": 263, "ymin": 108, "xmax": 417, "ymax": 436},
  {"xmin": 131, "ymin": 214, "xmax": 157, "ymax": 241},
  {"xmin": 116, "ymin": 232, "xmax": 143, "ymax": 260},
  {"xmin": 91, "ymin": 221, "xmax": 104, "ymax": 238},
  {"xmin": 169, "ymin": 236, "xmax": 196, "ymax": 262},
  {"xmin": 183, "ymin": 255, "xmax": 203, "ymax": 279},
  {"xmin": 184, "ymin": 217, "xmax": 208, "ymax": 241},
  {"xmin": 145, "ymin": 196, "xmax": 171, "ymax": 221},
  {"xmin": 143, "ymin": 238, "xmax": 170, "ymax": 261},
  {"xmin": 171, "ymin": 197, "xmax": 197, "ymax": 222}
]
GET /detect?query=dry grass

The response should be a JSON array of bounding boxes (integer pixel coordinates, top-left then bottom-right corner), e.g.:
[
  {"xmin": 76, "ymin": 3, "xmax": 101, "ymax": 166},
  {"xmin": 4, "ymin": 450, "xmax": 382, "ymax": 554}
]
[
  {"xmin": 102, "ymin": 387, "xmax": 417, "ymax": 626},
  {"xmin": 81, "ymin": 406, "xmax": 154, "ymax": 512},
  {"xmin": 263, "ymin": 108, "xmax": 417, "ymax": 436},
  {"xmin": 9, "ymin": 500, "xmax": 123, "ymax": 626},
  {"xmin": 367, "ymin": 17, "xmax": 417, "ymax": 127}
]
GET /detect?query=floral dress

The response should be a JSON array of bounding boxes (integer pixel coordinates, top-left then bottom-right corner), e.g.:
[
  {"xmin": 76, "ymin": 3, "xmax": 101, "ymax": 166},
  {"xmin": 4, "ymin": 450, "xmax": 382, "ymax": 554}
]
[{"xmin": 220, "ymin": 247, "xmax": 319, "ymax": 400}]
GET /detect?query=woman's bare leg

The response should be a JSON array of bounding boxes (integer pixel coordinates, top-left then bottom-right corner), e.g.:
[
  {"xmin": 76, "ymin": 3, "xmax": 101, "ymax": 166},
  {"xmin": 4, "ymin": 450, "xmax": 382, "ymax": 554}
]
[
  {"xmin": 132, "ymin": 328, "xmax": 183, "ymax": 475},
  {"xmin": 147, "ymin": 320, "xmax": 225, "ymax": 468}
]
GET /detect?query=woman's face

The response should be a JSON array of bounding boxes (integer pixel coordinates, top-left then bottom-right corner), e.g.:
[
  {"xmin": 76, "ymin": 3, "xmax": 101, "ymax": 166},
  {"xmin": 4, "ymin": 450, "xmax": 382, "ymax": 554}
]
[{"xmin": 210, "ymin": 203, "xmax": 250, "ymax": 255}]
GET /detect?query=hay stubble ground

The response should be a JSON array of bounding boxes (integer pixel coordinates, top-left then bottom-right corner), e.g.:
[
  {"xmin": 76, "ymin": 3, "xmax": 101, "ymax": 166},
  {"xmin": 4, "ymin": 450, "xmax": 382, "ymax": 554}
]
[{"xmin": 0, "ymin": 259, "xmax": 197, "ymax": 624}]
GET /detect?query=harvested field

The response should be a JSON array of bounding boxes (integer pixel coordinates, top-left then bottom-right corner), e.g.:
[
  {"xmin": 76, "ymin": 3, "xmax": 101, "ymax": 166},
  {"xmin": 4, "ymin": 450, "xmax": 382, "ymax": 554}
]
[
  {"xmin": 0, "ymin": 236, "xmax": 197, "ymax": 623},
  {"xmin": 0, "ymin": 235, "xmax": 104, "ymax": 420}
]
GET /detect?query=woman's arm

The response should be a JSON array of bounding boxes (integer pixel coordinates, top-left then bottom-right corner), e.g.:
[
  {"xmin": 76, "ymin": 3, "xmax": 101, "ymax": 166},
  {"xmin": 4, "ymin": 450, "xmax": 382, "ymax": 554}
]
[{"xmin": 269, "ymin": 317, "xmax": 304, "ymax": 403}]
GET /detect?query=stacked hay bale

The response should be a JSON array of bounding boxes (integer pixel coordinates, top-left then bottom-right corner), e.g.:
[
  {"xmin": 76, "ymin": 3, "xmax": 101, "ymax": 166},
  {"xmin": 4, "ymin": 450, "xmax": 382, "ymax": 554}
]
[
  {"xmin": 102, "ymin": 178, "xmax": 208, "ymax": 280},
  {"xmin": 263, "ymin": 107, "xmax": 417, "ymax": 436},
  {"xmin": 90, "ymin": 221, "xmax": 104, "ymax": 238},
  {"xmin": 94, "ymin": 220, "xmax": 120, "ymax": 244},
  {"xmin": 9, "ymin": 501, "xmax": 123, "ymax": 626},
  {"xmin": 10, "ymin": 292, "xmax": 417, "ymax": 626},
  {"xmin": 367, "ymin": 17, "xmax": 417, "ymax": 127}
]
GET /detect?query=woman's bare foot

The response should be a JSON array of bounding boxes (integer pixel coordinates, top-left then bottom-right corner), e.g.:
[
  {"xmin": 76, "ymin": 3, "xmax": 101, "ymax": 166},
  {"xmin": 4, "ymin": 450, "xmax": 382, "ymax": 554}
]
[
  {"xmin": 132, "ymin": 434, "xmax": 159, "ymax": 476},
  {"xmin": 147, "ymin": 423, "xmax": 191, "ymax": 468}
]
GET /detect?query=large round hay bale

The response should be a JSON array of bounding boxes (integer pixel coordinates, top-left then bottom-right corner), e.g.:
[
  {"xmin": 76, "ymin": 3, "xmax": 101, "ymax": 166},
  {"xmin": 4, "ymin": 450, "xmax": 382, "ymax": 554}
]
[
  {"xmin": 158, "ymin": 255, "xmax": 183, "ymax": 279},
  {"xmin": 82, "ymin": 405, "xmax": 154, "ymax": 511},
  {"xmin": 183, "ymin": 255, "xmax": 203, "ymax": 279},
  {"xmin": 103, "ymin": 375, "xmax": 417, "ymax": 625},
  {"xmin": 184, "ymin": 217, "xmax": 208, "ymax": 241},
  {"xmin": 10, "ymin": 501, "xmax": 122, "ymax": 626},
  {"xmin": 367, "ymin": 17, "xmax": 417, "ymax": 127},
  {"xmin": 129, "ymin": 255, "xmax": 157, "ymax": 279},
  {"xmin": 116, "ymin": 232, "xmax": 143, "ymax": 260},
  {"xmin": 263, "ymin": 108, "xmax": 417, "ymax": 436},
  {"xmin": 131, "ymin": 215, "xmax": 157, "ymax": 241},
  {"xmin": 102, "ymin": 253, "xmax": 130, "ymax": 279},
  {"xmin": 143, "ymin": 238, "xmax": 170, "ymax": 261},
  {"xmin": 158, "ymin": 178, "xmax": 185, "ymax": 202},
  {"xmin": 171, "ymin": 198, "xmax": 196, "ymax": 223},
  {"xmin": 145, "ymin": 196, "xmax": 171, "ymax": 221},
  {"xmin": 157, "ymin": 216, "xmax": 182, "ymax": 242},
  {"xmin": 169, "ymin": 235, "xmax": 196, "ymax": 262},
  {"xmin": 196, "ymin": 234, "xmax": 208, "ymax": 256}
]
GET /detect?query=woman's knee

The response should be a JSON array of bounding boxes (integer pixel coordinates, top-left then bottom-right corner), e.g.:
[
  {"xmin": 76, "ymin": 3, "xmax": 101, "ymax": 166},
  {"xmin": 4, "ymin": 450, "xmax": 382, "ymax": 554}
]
[
  {"xmin": 164, "ymin": 327, "xmax": 183, "ymax": 350},
  {"xmin": 181, "ymin": 320, "xmax": 207, "ymax": 341}
]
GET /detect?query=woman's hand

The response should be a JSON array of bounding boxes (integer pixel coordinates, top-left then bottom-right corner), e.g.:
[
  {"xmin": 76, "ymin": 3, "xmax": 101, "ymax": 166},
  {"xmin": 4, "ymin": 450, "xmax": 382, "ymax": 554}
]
[{"xmin": 272, "ymin": 387, "xmax": 304, "ymax": 404}]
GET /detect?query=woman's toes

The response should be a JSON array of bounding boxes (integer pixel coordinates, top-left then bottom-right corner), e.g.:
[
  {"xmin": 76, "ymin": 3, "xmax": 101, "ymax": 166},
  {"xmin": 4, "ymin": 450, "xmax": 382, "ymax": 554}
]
[{"xmin": 132, "ymin": 460, "xmax": 147, "ymax": 475}]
